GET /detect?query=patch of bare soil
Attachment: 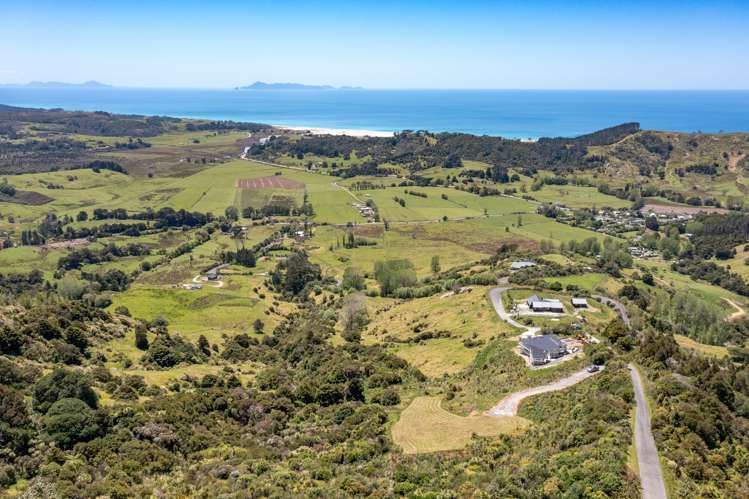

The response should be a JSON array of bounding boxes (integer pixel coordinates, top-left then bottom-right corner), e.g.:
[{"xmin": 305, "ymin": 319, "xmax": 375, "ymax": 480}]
[
  {"xmin": 723, "ymin": 298, "xmax": 746, "ymax": 323},
  {"xmin": 42, "ymin": 238, "xmax": 89, "ymax": 250},
  {"xmin": 351, "ymin": 225, "xmax": 384, "ymax": 238},
  {"xmin": 727, "ymin": 152, "xmax": 746, "ymax": 173}
]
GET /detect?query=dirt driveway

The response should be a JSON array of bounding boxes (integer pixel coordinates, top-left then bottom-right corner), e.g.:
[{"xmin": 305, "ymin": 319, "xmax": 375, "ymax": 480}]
[{"xmin": 486, "ymin": 366, "xmax": 603, "ymax": 416}]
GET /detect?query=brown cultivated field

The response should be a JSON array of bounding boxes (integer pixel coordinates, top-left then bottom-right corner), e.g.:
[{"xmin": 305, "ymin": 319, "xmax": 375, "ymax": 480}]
[{"xmin": 236, "ymin": 176, "xmax": 305, "ymax": 189}]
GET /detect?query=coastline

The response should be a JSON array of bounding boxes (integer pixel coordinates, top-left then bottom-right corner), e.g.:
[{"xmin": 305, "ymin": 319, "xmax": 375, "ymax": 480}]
[{"xmin": 273, "ymin": 124, "xmax": 395, "ymax": 138}]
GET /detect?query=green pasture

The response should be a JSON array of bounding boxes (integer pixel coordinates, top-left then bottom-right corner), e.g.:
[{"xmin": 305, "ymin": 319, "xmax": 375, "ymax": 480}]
[
  {"xmin": 306, "ymin": 224, "xmax": 485, "ymax": 278},
  {"xmin": 542, "ymin": 272, "xmax": 609, "ymax": 291},
  {"xmin": 640, "ymin": 260, "xmax": 747, "ymax": 313},
  {"xmin": 359, "ymin": 186, "xmax": 535, "ymax": 222}
]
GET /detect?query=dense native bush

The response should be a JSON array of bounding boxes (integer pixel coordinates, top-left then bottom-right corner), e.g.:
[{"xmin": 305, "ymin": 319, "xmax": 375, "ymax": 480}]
[
  {"xmin": 42, "ymin": 398, "xmax": 105, "ymax": 448},
  {"xmin": 32, "ymin": 368, "xmax": 98, "ymax": 414},
  {"xmin": 141, "ymin": 333, "xmax": 205, "ymax": 368},
  {"xmin": 254, "ymin": 124, "xmax": 638, "ymax": 176}
]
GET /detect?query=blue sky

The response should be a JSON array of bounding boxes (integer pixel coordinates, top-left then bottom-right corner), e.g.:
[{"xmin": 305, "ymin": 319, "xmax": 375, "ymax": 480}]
[{"xmin": 2, "ymin": 0, "xmax": 748, "ymax": 89}]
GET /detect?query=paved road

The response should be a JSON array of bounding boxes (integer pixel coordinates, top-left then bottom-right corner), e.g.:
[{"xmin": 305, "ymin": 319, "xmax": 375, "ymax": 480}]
[
  {"xmin": 487, "ymin": 366, "xmax": 604, "ymax": 416},
  {"xmin": 630, "ymin": 364, "xmax": 668, "ymax": 499},
  {"xmin": 489, "ymin": 287, "xmax": 540, "ymax": 334},
  {"xmin": 594, "ymin": 295, "xmax": 630, "ymax": 328}
]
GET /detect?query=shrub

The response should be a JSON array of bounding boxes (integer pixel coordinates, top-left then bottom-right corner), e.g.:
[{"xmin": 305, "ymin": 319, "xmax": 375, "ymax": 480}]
[
  {"xmin": 42, "ymin": 398, "xmax": 103, "ymax": 448},
  {"xmin": 141, "ymin": 333, "xmax": 204, "ymax": 368},
  {"xmin": 0, "ymin": 327, "xmax": 24, "ymax": 355},
  {"xmin": 32, "ymin": 368, "xmax": 98, "ymax": 414},
  {"xmin": 135, "ymin": 327, "xmax": 149, "ymax": 351},
  {"xmin": 370, "ymin": 387, "xmax": 400, "ymax": 406}
]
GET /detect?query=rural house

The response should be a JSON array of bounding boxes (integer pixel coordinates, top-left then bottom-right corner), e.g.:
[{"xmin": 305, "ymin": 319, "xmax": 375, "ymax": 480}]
[
  {"xmin": 526, "ymin": 295, "xmax": 565, "ymax": 313},
  {"xmin": 520, "ymin": 334, "xmax": 568, "ymax": 365}
]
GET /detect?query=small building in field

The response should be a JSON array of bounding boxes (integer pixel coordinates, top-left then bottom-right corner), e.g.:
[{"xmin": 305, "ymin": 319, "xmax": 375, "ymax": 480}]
[
  {"xmin": 511, "ymin": 261, "xmax": 536, "ymax": 270},
  {"xmin": 572, "ymin": 297, "xmax": 589, "ymax": 309},
  {"xmin": 520, "ymin": 334, "xmax": 568, "ymax": 365},
  {"xmin": 526, "ymin": 295, "xmax": 564, "ymax": 313}
]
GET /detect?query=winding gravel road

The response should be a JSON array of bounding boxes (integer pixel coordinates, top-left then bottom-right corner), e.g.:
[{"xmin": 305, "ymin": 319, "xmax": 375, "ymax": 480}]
[
  {"xmin": 630, "ymin": 364, "xmax": 668, "ymax": 499},
  {"xmin": 488, "ymin": 287, "xmax": 540, "ymax": 335},
  {"xmin": 487, "ymin": 366, "xmax": 604, "ymax": 416},
  {"xmin": 593, "ymin": 295, "xmax": 630, "ymax": 328}
]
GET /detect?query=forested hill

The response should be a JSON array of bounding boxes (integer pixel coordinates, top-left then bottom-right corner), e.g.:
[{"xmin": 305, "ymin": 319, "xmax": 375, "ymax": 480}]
[
  {"xmin": 539, "ymin": 122, "xmax": 640, "ymax": 146},
  {"xmin": 252, "ymin": 122, "xmax": 642, "ymax": 174}
]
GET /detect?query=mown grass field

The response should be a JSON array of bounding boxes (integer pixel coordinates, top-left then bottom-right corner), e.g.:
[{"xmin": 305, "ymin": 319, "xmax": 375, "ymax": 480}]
[
  {"xmin": 391, "ymin": 396, "xmax": 529, "ymax": 454},
  {"xmin": 674, "ymin": 335, "xmax": 730, "ymax": 358}
]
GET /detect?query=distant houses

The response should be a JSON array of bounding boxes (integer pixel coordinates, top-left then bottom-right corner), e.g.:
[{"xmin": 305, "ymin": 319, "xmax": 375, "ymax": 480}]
[
  {"xmin": 520, "ymin": 334, "xmax": 568, "ymax": 365},
  {"xmin": 526, "ymin": 295, "xmax": 565, "ymax": 313},
  {"xmin": 510, "ymin": 261, "xmax": 536, "ymax": 270}
]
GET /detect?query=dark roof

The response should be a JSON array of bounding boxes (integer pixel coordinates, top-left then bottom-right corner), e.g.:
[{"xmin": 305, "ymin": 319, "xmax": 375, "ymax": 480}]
[
  {"xmin": 521, "ymin": 334, "xmax": 565, "ymax": 353},
  {"xmin": 525, "ymin": 345, "xmax": 547, "ymax": 361}
]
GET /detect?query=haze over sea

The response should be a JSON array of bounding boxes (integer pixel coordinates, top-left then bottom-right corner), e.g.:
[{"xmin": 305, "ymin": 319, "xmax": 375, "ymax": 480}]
[{"xmin": 1, "ymin": 87, "xmax": 748, "ymax": 139}]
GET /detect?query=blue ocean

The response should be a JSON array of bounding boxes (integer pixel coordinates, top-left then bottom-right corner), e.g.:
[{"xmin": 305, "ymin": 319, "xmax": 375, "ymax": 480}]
[{"xmin": 1, "ymin": 87, "xmax": 748, "ymax": 139}]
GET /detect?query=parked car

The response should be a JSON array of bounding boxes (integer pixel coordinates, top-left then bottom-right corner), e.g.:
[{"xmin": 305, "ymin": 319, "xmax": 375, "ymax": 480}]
[{"xmin": 586, "ymin": 365, "xmax": 600, "ymax": 373}]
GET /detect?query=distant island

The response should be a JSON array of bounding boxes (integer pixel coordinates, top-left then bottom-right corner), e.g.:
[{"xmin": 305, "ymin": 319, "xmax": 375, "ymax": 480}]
[
  {"xmin": 237, "ymin": 81, "xmax": 361, "ymax": 90},
  {"xmin": 0, "ymin": 80, "xmax": 112, "ymax": 88}
]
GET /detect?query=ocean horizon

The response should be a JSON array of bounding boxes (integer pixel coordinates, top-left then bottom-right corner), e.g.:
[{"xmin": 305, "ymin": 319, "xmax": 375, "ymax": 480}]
[{"xmin": 1, "ymin": 87, "xmax": 748, "ymax": 139}]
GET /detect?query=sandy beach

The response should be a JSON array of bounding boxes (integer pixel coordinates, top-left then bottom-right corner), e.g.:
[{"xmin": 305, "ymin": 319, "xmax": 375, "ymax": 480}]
[{"xmin": 274, "ymin": 124, "xmax": 394, "ymax": 137}]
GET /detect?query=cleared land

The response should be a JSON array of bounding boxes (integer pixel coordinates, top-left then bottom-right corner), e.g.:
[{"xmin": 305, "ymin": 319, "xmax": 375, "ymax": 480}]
[{"xmin": 391, "ymin": 396, "xmax": 529, "ymax": 454}]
